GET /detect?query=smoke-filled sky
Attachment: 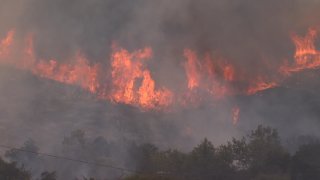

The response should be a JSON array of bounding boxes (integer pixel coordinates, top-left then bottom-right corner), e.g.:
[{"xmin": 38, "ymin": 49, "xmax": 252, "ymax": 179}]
[
  {"xmin": 1, "ymin": 0, "xmax": 320, "ymax": 178},
  {"xmin": 2, "ymin": 0, "xmax": 320, "ymax": 71}
]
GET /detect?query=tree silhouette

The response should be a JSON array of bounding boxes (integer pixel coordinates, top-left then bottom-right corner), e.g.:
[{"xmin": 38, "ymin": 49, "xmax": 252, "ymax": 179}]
[{"xmin": 0, "ymin": 158, "xmax": 31, "ymax": 180}]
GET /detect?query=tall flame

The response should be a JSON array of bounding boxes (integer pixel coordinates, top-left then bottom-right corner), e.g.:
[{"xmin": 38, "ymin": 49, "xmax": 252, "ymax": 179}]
[
  {"xmin": 184, "ymin": 49, "xmax": 201, "ymax": 90},
  {"xmin": 280, "ymin": 28, "xmax": 320, "ymax": 74},
  {"xmin": 183, "ymin": 49, "xmax": 232, "ymax": 99},
  {"xmin": 110, "ymin": 46, "xmax": 172, "ymax": 110}
]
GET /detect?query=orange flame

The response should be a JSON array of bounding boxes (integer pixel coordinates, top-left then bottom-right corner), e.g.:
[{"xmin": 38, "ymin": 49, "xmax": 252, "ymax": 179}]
[
  {"xmin": 1, "ymin": 26, "xmax": 319, "ymax": 112},
  {"xmin": 110, "ymin": 46, "xmax": 172, "ymax": 109},
  {"xmin": 0, "ymin": 31, "xmax": 173, "ymax": 110},
  {"xmin": 34, "ymin": 56, "xmax": 100, "ymax": 93},
  {"xmin": 184, "ymin": 49, "xmax": 201, "ymax": 90},
  {"xmin": 280, "ymin": 28, "xmax": 320, "ymax": 74},
  {"xmin": 183, "ymin": 49, "xmax": 232, "ymax": 99},
  {"xmin": 19, "ymin": 35, "xmax": 100, "ymax": 93},
  {"xmin": 247, "ymin": 77, "xmax": 277, "ymax": 95}
]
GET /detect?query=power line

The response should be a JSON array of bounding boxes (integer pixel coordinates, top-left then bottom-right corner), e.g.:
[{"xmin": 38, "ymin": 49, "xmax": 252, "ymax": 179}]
[
  {"xmin": 0, "ymin": 144, "xmax": 188, "ymax": 178},
  {"xmin": 0, "ymin": 144, "xmax": 140, "ymax": 174}
]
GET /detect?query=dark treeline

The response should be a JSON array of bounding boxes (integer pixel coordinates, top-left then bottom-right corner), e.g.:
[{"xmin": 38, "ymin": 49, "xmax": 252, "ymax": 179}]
[
  {"xmin": 1, "ymin": 125, "xmax": 320, "ymax": 180},
  {"xmin": 125, "ymin": 125, "xmax": 320, "ymax": 180}
]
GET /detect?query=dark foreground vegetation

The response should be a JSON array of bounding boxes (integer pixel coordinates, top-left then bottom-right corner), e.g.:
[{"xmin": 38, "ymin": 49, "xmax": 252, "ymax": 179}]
[{"xmin": 1, "ymin": 125, "xmax": 320, "ymax": 180}]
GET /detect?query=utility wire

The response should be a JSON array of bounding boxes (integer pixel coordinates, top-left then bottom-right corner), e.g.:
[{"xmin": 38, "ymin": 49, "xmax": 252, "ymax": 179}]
[{"xmin": 0, "ymin": 144, "xmax": 140, "ymax": 174}]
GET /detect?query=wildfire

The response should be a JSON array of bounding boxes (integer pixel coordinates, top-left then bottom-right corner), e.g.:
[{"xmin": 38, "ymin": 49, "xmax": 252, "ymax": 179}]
[
  {"xmin": 0, "ymin": 26, "xmax": 319, "ymax": 112},
  {"xmin": 0, "ymin": 31, "xmax": 173, "ymax": 110}
]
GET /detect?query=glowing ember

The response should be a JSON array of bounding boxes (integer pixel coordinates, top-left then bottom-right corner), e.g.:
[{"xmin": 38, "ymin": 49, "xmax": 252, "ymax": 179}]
[{"xmin": 232, "ymin": 106, "xmax": 240, "ymax": 125}]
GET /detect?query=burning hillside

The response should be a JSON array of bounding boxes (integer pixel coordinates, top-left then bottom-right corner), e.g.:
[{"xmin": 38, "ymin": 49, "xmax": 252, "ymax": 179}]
[{"xmin": 0, "ymin": 27, "xmax": 320, "ymax": 111}]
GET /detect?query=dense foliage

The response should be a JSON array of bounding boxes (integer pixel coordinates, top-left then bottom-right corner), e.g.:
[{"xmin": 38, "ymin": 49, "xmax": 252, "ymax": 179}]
[
  {"xmin": 1, "ymin": 125, "xmax": 320, "ymax": 180},
  {"xmin": 125, "ymin": 126, "xmax": 320, "ymax": 180}
]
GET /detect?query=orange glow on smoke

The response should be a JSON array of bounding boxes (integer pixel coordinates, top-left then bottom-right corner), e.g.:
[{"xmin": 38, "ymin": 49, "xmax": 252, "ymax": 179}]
[
  {"xmin": 223, "ymin": 64, "xmax": 235, "ymax": 81},
  {"xmin": 183, "ymin": 49, "xmax": 232, "ymax": 99},
  {"xmin": 0, "ymin": 30, "xmax": 14, "ymax": 58}
]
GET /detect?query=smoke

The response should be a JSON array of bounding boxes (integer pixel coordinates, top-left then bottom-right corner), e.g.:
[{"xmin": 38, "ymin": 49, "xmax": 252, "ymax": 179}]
[{"xmin": 1, "ymin": 0, "xmax": 320, "ymax": 178}]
